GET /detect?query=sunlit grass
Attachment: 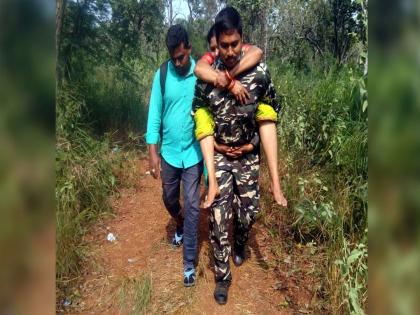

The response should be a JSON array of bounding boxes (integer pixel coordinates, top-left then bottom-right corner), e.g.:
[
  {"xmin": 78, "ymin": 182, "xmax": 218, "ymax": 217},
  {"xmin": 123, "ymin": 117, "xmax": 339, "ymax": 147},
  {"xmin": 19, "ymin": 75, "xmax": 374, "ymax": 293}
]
[
  {"xmin": 261, "ymin": 65, "xmax": 367, "ymax": 314},
  {"xmin": 118, "ymin": 273, "xmax": 152, "ymax": 315}
]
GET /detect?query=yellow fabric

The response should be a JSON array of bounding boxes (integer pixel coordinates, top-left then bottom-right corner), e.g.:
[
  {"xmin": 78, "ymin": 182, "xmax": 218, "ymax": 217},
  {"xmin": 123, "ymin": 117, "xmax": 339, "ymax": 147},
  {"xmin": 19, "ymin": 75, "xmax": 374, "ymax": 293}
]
[
  {"xmin": 255, "ymin": 103, "xmax": 277, "ymax": 122},
  {"xmin": 194, "ymin": 107, "xmax": 215, "ymax": 140},
  {"xmin": 194, "ymin": 103, "xmax": 276, "ymax": 141}
]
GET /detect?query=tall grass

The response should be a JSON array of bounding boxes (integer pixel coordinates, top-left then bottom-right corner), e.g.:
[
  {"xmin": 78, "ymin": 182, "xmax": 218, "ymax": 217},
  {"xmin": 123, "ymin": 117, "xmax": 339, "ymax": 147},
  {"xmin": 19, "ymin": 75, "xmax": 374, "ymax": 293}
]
[
  {"xmin": 80, "ymin": 61, "xmax": 153, "ymax": 134},
  {"xmin": 56, "ymin": 57, "xmax": 152, "ymax": 305},
  {"xmin": 56, "ymin": 87, "xmax": 117, "ymax": 302},
  {"xmin": 265, "ymin": 63, "xmax": 368, "ymax": 314},
  {"xmin": 118, "ymin": 273, "xmax": 152, "ymax": 315}
]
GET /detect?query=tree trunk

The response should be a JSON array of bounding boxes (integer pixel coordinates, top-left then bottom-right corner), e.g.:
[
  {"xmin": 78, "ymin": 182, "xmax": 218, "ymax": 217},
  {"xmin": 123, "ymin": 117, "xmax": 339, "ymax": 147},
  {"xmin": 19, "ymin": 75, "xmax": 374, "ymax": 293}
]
[
  {"xmin": 187, "ymin": 0, "xmax": 193, "ymax": 23},
  {"xmin": 56, "ymin": 0, "xmax": 67, "ymax": 87},
  {"xmin": 260, "ymin": 8, "xmax": 267, "ymax": 62},
  {"xmin": 167, "ymin": 0, "xmax": 173, "ymax": 25},
  {"xmin": 332, "ymin": 0, "xmax": 340, "ymax": 62}
]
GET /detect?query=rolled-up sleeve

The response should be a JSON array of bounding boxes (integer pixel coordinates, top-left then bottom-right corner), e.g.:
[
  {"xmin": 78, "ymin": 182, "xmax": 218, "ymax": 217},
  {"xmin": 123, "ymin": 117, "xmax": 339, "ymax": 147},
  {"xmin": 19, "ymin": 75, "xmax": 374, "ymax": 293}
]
[
  {"xmin": 145, "ymin": 70, "xmax": 162, "ymax": 144},
  {"xmin": 260, "ymin": 67, "xmax": 281, "ymax": 113},
  {"xmin": 192, "ymin": 80, "xmax": 208, "ymax": 113},
  {"xmin": 250, "ymin": 132, "xmax": 260, "ymax": 149},
  {"xmin": 192, "ymin": 81, "xmax": 213, "ymax": 140}
]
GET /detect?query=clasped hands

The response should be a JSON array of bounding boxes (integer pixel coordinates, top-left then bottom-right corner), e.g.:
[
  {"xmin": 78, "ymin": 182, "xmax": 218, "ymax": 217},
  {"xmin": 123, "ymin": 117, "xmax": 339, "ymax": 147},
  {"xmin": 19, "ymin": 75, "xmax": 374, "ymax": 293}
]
[{"xmin": 214, "ymin": 141, "xmax": 254, "ymax": 159}]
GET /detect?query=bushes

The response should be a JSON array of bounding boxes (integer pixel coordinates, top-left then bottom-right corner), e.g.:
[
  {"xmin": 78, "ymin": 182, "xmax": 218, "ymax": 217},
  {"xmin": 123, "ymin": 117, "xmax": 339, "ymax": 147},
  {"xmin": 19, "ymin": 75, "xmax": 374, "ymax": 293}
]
[
  {"xmin": 56, "ymin": 88, "xmax": 117, "ymax": 299},
  {"xmin": 81, "ymin": 61, "xmax": 154, "ymax": 135},
  {"xmin": 334, "ymin": 231, "xmax": 368, "ymax": 315},
  {"xmin": 264, "ymin": 64, "xmax": 368, "ymax": 314},
  {"xmin": 271, "ymin": 66, "xmax": 367, "ymax": 239},
  {"xmin": 56, "ymin": 127, "xmax": 115, "ymax": 282},
  {"xmin": 55, "ymin": 54, "xmax": 153, "ymax": 303}
]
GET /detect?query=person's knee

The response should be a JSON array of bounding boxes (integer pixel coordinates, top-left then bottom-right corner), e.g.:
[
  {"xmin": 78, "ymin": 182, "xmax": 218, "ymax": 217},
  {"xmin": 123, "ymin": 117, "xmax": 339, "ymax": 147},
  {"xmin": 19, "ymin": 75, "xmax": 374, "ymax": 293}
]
[
  {"xmin": 212, "ymin": 190, "xmax": 231, "ymax": 209},
  {"xmin": 210, "ymin": 228, "xmax": 227, "ymax": 247},
  {"xmin": 214, "ymin": 249, "xmax": 228, "ymax": 261},
  {"xmin": 237, "ymin": 210, "xmax": 256, "ymax": 229},
  {"xmin": 184, "ymin": 191, "xmax": 200, "ymax": 211},
  {"xmin": 162, "ymin": 191, "xmax": 179, "ymax": 212}
]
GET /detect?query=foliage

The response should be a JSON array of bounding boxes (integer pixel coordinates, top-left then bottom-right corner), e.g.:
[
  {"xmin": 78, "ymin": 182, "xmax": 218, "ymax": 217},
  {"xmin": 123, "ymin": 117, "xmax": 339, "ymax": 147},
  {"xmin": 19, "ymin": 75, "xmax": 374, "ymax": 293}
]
[
  {"xmin": 334, "ymin": 231, "xmax": 368, "ymax": 314},
  {"xmin": 118, "ymin": 273, "xmax": 152, "ymax": 315},
  {"xmin": 80, "ymin": 61, "xmax": 152, "ymax": 134},
  {"xmin": 266, "ymin": 63, "xmax": 367, "ymax": 314},
  {"xmin": 227, "ymin": 0, "xmax": 366, "ymax": 67},
  {"xmin": 56, "ymin": 88, "xmax": 112, "ymax": 290},
  {"xmin": 273, "ymin": 65, "xmax": 367, "ymax": 237},
  {"xmin": 58, "ymin": 0, "xmax": 166, "ymax": 135},
  {"xmin": 293, "ymin": 174, "xmax": 338, "ymax": 239}
]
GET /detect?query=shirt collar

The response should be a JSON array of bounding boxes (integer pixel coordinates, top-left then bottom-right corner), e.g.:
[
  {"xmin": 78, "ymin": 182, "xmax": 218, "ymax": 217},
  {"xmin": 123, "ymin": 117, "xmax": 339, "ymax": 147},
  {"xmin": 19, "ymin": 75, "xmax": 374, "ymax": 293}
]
[{"xmin": 186, "ymin": 56, "xmax": 195, "ymax": 77}]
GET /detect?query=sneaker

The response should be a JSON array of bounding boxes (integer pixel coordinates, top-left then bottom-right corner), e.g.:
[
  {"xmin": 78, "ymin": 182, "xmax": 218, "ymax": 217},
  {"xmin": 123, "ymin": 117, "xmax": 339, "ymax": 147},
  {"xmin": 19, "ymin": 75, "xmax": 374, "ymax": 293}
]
[
  {"xmin": 214, "ymin": 280, "xmax": 231, "ymax": 305},
  {"xmin": 183, "ymin": 268, "xmax": 196, "ymax": 287},
  {"xmin": 171, "ymin": 231, "xmax": 183, "ymax": 247}
]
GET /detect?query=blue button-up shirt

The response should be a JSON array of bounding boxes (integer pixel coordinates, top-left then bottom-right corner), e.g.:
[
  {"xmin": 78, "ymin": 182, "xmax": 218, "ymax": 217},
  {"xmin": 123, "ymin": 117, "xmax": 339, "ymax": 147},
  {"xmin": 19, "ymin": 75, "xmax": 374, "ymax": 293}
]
[{"xmin": 145, "ymin": 57, "xmax": 202, "ymax": 168}]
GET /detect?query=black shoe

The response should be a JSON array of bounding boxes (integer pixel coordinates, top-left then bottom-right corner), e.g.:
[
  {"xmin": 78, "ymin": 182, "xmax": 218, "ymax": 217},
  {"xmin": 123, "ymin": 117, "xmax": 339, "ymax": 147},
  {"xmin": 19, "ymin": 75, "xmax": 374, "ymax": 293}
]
[
  {"xmin": 233, "ymin": 245, "xmax": 246, "ymax": 267},
  {"xmin": 214, "ymin": 281, "xmax": 231, "ymax": 305}
]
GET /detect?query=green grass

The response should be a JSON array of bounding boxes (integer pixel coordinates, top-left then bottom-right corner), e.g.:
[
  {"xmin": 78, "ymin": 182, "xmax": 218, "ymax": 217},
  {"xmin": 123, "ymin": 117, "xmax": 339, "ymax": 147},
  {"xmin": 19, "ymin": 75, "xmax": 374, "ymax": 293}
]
[
  {"xmin": 119, "ymin": 273, "xmax": 152, "ymax": 315},
  {"xmin": 55, "ymin": 87, "xmax": 140, "ymax": 304},
  {"xmin": 56, "ymin": 127, "xmax": 115, "ymax": 294},
  {"xmin": 262, "ymin": 64, "xmax": 367, "ymax": 314}
]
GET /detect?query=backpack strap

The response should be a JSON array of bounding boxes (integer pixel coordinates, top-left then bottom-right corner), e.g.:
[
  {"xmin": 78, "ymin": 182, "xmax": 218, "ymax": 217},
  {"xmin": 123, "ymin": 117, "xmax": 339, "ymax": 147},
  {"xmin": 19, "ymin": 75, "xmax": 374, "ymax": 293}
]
[
  {"xmin": 159, "ymin": 60, "xmax": 169, "ymax": 99},
  {"xmin": 158, "ymin": 60, "xmax": 169, "ymax": 141}
]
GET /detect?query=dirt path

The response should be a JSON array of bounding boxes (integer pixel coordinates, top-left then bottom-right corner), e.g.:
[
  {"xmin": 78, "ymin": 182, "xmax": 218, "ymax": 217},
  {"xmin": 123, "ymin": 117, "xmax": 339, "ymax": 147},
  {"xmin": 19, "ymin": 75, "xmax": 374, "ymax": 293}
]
[{"xmin": 65, "ymin": 156, "xmax": 318, "ymax": 314}]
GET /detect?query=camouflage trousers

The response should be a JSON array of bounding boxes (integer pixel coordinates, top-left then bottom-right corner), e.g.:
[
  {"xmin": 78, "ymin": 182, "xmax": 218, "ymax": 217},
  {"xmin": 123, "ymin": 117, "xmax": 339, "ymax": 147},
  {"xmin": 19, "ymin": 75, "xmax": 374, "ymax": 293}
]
[{"xmin": 210, "ymin": 151, "xmax": 260, "ymax": 282}]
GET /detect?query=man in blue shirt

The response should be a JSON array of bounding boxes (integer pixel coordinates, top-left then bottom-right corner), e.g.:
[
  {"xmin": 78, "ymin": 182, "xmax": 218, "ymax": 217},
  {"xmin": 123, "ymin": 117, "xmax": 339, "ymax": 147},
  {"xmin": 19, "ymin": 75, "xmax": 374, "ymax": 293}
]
[{"xmin": 145, "ymin": 25, "xmax": 203, "ymax": 287}]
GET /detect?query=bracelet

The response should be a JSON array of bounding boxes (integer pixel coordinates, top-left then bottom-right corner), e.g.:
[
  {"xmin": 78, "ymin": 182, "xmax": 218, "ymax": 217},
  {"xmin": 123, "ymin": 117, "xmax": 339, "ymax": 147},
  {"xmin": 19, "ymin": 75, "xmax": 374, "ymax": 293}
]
[
  {"xmin": 228, "ymin": 79, "xmax": 236, "ymax": 91},
  {"xmin": 225, "ymin": 70, "xmax": 234, "ymax": 82},
  {"xmin": 223, "ymin": 71, "xmax": 232, "ymax": 87}
]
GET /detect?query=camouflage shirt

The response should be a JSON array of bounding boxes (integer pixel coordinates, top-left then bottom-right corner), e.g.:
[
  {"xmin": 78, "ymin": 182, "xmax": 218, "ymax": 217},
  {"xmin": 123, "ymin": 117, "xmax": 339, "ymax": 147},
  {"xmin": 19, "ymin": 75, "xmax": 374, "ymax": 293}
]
[{"xmin": 192, "ymin": 57, "xmax": 280, "ymax": 147}]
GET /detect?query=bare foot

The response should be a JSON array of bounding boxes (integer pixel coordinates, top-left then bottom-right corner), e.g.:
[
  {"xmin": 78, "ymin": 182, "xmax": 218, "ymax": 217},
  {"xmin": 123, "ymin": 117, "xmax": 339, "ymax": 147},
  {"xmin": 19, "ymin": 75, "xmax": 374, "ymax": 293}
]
[
  {"xmin": 203, "ymin": 181, "xmax": 220, "ymax": 209},
  {"xmin": 270, "ymin": 182, "xmax": 288, "ymax": 207}
]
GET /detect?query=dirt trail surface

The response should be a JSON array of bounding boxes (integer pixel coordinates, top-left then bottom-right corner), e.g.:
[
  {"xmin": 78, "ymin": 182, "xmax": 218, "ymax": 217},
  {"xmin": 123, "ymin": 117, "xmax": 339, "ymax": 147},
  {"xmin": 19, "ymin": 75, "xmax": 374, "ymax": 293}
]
[{"xmin": 65, "ymin": 156, "xmax": 318, "ymax": 314}]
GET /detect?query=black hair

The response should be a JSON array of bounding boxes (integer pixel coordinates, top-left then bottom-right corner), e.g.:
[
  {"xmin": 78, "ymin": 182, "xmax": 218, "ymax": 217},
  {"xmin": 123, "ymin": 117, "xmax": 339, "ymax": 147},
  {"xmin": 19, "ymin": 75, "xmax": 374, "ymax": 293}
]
[
  {"xmin": 214, "ymin": 6, "xmax": 242, "ymax": 41},
  {"xmin": 206, "ymin": 24, "xmax": 216, "ymax": 45},
  {"xmin": 166, "ymin": 24, "xmax": 190, "ymax": 54}
]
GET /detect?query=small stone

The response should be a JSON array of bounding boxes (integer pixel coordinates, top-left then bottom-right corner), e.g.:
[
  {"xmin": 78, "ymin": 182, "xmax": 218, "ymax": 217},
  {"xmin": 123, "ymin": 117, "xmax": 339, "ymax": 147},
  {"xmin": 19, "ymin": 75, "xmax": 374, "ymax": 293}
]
[
  {"xmin": 63, "ymin": 298, "xmax": 71, "ymax": 307},
  {"xmin": 273, "ymin": 282, "xmax": 288, "ymax": 291},
  {"xmin": 107, "ymin": 233, "xmax": 117, "ymax": 242}
]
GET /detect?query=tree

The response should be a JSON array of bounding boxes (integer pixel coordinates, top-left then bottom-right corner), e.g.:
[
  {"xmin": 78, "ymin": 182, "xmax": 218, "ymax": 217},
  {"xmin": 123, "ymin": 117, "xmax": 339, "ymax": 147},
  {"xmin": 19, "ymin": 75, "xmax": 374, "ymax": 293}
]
[
  {"xmin": 267, "ymin": 0, "xmax": 366, "ymax": 67},
  {"xmin": 56, "ymin": 0, "xmax": 68, "ymax": 86}
]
